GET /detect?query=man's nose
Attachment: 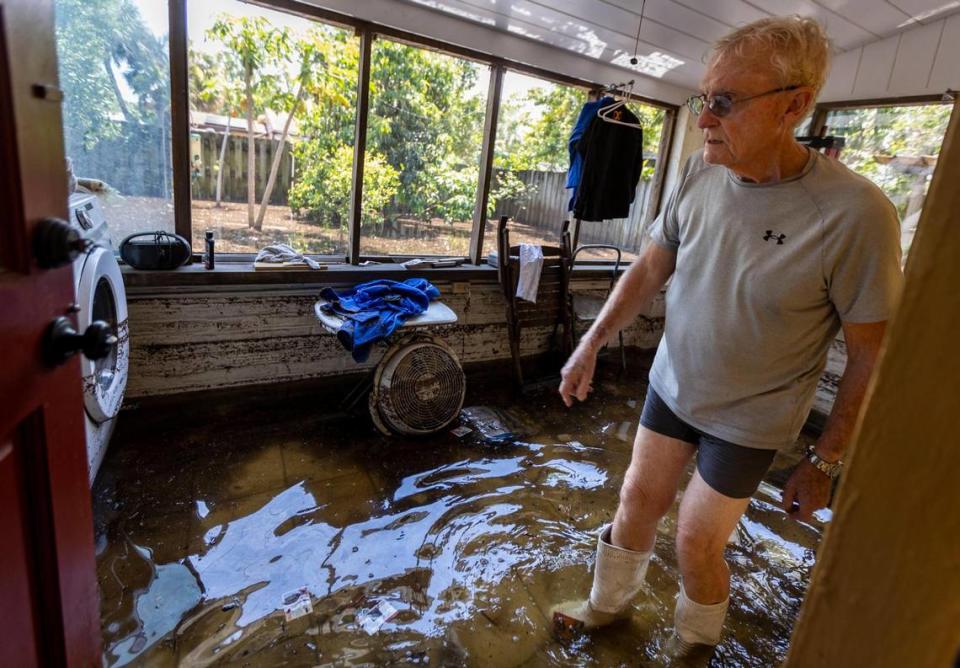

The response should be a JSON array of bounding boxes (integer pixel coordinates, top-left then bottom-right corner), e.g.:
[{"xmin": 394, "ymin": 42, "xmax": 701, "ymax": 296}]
[{"xmin": 696, "ymin": 106, "xmax": 719, "ymax": 129}]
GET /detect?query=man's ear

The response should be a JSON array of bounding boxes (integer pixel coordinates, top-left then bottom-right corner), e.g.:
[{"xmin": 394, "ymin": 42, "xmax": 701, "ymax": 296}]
[{"xmin": 785, "ymin": 88, "xmax": 815, "ymax": 125}]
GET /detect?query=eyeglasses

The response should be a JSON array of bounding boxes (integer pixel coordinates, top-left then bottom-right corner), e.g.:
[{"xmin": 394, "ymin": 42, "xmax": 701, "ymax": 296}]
[{"xmin": 686, "ymin": 85, "xmax": 801, "ymax": 118}]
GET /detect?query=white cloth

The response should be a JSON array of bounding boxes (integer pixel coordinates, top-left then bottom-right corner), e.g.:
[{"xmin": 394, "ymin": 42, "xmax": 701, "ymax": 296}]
[
  {"xmin": 515, "ymin": 243, "xmax": 543, "ymax": 303},
  {"xmin": 255, "ymin": 244, "xmax": 321, "ymax": 269}
]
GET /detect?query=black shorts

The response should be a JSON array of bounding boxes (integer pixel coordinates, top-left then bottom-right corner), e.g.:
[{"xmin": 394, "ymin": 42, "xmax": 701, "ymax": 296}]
[{"xmin": 639, "ymin": 387, "xmax": 776, "ymax": 499}]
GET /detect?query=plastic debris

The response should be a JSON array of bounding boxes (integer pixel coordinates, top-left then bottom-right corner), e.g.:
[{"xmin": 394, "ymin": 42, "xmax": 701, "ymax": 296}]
[
  {"xmin": 282, "ymin": 587, "xmax": 313, "ymax": 622},
  {"xmin": 358, "ymin": 600, "xmax": 399, "ymax": 634},
  {"xmin": 450, "ymin": 425, "xmax": 473, "ymax": 438},
  {"xmin": 460, "ymin": 406, "xmax": 533, "ymax": 444}
]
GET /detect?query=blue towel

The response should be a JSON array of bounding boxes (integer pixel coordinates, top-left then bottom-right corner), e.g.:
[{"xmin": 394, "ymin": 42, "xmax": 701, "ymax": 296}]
[
  {"xmin": 320, "ymin": 278, "xmax": 441, "ymax": 362},
  {"xmin": 567, "ymin": 96, "xmax": 615, "ymax": 211}
]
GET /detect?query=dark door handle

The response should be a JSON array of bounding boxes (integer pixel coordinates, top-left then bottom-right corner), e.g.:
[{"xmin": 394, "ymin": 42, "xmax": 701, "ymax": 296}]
[
  {"xmin": 33, "ymin": 217, "xmax": 90, "ymax": 268},
  {"xmin": 44, "ymin": 317, "xmax": 117, "ymax": 366}
]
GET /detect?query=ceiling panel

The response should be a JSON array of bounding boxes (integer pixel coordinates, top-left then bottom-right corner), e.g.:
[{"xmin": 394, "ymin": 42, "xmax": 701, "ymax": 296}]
[
  {"xmin": 395, "ymin": 0, "xmax": 960, "ymax": 92},
  {"xmin": 600, "ymin": 0, "xmax": 734, "ymax": 43},
  {"xmin": 750, "ymin": 0, "xmax": 878, "ymax": 48},
  {"xmin": 667, "ymin": 0, "xmax": 772, "ymax": 27},
  {"xmin": 814, "ymin": 0, "xmax": 917, "ymax": 35},
  {"xmin": 888, "ymin": 0, "xmax": 960, "ymax": 21}
]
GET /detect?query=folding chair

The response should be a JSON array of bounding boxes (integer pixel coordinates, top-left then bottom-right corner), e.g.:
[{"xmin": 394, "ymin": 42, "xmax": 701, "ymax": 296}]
[{"xmin": 569, "ymin": 244, "xmax": 626, "ymax": 372}]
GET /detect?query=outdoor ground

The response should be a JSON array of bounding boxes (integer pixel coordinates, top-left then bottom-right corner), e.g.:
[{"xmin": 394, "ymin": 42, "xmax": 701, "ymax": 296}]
[
  {"xmin": 99, "ymin": 196, "xmax": 638, "ymax": 262},
  {"xmin": 94, "ymin": 358, "xmax": 823, "ymax": 666}
]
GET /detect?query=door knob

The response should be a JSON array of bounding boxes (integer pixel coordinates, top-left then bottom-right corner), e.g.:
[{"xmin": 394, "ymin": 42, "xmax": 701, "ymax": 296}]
[
  {"xmin": 33, "ymin": 217, "xmax": 90, "ymax": 268},
  {"xmin": 44, "ymin": 317, "xmax": 117, "ymax": 366}
]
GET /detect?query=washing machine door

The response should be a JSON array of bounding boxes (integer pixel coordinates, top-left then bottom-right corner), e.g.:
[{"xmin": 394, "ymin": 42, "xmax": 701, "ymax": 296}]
[{"xmin": 76, "ymin": 247, "xmax": 129, "ymax": 423}]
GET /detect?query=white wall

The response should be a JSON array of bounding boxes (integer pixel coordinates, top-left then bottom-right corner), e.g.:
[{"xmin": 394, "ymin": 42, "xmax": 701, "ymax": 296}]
[
  {"xmin": 821, "ymin": 13, "xmax": 960, "ymax": 101},
  {"xmin": 300, "ymin": 0, "xmax": 695, "ymax": 105}
]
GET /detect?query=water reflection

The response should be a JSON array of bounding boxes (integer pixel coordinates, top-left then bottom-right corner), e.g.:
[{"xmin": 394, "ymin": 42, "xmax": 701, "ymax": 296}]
[{"xmin": 94, "ymin": 368, "xmax": 824, "ymax": 666}]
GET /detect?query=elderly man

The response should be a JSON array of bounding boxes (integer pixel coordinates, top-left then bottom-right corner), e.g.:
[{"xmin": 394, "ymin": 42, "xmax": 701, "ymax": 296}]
[{"xmin": 553, "ymin": 16, "xmax": 903, "ymax": 653}]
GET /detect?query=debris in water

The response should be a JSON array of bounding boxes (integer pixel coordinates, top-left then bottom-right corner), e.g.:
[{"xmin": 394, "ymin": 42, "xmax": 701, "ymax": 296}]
[
  {"xmin": 450, "ymin": 425, "xmax": 473, "ymax": 438},
  {"xmin": 282, "ymin": 587, "xmax": 313, "ymax": 622},
  {"xmin": 358, "ymin": 600, "xmax": 399, "ymax": 634},
  {"xmin": 460, "ymin": 406, "xmax": 531, "ymax": 444}
]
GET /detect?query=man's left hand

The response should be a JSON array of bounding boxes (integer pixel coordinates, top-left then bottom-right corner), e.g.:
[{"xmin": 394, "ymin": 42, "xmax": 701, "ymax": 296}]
[{"xmin": 781, "ymin": 459, "xmax": 831, "ymax": 523}]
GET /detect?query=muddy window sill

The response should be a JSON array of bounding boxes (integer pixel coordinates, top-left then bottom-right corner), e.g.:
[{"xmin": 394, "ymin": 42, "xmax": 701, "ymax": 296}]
[{"xmin": 120, "ymin": 258, "xmax": 626, "ymax": 291}]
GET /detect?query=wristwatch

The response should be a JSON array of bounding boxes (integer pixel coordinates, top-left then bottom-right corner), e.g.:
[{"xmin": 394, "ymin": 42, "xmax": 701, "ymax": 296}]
[{"xmin": 805, "ymin": 446, "xmax": 843, "ymax": 479}]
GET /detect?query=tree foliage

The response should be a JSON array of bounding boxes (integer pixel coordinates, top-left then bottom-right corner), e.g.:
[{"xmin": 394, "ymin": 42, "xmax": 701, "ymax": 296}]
[
  {"xmin": 57, "ymin": 1, "xmax": 673, "ymax": 234},
  {"xmin": 55, "ymin": 0, "xmax": 169, "ymax": 149},
  {"xmin": 829, "ymin": 104, "xmax": 951, "ymax": 217}
]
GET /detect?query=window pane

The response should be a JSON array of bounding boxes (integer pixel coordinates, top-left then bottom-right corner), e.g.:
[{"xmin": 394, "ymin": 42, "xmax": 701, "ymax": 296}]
[
  {"xmin": 56, "ymin": 0, "xmax": 174, "ymax": 247},
  {"xmin": 486, "ymin": 73, "xmax": 666, "ymax": 262},
  {"xmin": 187, "ymin": 0, "xmax": 358, "ymax": 254},
  {"xmin": 361, "ymin": 39, "xmax": 489, "ymax": 257},
  {"xmin": 825, "ymin": 103, "xmax": 952, "ymax": 264}
]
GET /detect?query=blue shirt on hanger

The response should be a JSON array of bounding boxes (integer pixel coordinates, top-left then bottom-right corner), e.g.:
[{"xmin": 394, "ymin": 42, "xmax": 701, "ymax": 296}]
[{"xmin": 566, "ymin": 96, "xmax": 615, "ymax": 211}]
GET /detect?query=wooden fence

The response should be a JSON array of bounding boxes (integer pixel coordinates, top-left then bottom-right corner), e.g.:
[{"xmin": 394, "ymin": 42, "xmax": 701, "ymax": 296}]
[
  {"xmin": 64, "ymin": 121, "xmax": 294, "ymax": 205},
  {"xmin": 189, "ymin": 130, "xmax": 294, "ymax": 205},
  {"xmin": 491, "ymin": 167, "xmax": 655, "ymax": 253}
]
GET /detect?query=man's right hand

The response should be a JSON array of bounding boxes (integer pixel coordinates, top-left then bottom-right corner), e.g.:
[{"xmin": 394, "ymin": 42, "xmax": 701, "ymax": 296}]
[{"xmin": 559, "ymin": 343, "xmax": 599, "ymax": 407}]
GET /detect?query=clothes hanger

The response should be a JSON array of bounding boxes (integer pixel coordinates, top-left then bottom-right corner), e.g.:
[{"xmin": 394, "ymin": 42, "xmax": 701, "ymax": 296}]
[{"xmin": 597, "ymin": 80, "xmax": 642, "ymax": 129}]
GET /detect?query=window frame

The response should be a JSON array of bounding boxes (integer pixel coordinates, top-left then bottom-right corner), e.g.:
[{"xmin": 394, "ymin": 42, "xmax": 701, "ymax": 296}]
[
  {"xmin": 163, "ymin": 0, "xmax": 677, "ymax": 267},
  {"xmin": 809, "ymin": 94, "xmax": 955, "ymax": 136}
]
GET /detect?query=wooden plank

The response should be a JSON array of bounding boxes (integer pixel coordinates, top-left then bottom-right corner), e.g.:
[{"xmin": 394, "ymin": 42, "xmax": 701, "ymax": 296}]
[{"xmin": 785, "ymin": 99, "xmax": 960, "ymax": 668}]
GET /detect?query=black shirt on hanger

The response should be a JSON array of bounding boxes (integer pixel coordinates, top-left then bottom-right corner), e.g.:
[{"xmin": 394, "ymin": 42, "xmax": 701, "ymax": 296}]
[{"xmin": 573, "ymin": 105, "xmax": 644, "ymax": 222}]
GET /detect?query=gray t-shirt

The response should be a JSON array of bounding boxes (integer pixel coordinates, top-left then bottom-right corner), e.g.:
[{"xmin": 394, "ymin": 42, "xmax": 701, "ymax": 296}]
[{"xmin": 648, "ymin": 148, "xmax": 903, "ymax": 450}]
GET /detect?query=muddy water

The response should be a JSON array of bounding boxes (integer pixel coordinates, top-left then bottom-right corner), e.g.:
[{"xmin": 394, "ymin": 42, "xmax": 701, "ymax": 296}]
[{"xmin": 93, "ymin": 366, "xmax": 824, "ymax": 666}]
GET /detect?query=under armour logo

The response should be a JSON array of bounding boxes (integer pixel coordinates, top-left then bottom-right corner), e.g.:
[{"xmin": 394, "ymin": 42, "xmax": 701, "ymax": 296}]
[{"xmin": 763, "ymin": 230, "xmax": 786, "ymax": 245}]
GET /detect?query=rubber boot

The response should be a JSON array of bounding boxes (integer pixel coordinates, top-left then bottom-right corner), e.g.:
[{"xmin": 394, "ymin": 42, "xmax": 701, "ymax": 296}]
[
  {"xmin": 551, "ymin": 525, "xmax": 653, "ymax": 637},
  {"xmin": 666, "ymin": 582, "xmax": 728, "ymax": 658}
]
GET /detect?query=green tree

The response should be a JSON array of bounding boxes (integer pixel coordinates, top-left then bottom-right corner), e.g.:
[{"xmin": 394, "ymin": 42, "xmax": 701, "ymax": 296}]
[
  {"xmin": 55, "ymin": 0, "xmax": 168, "ymax": 149},
  {"xmin": 365, "ymin": 40, "xmax": 485, "ymax": 223},
  {"xmin": 208, "ymin": 16, "xmax": 290, "ymax": 229},
  {"xmin": 289, "ymin": 143, "xmax": 399, "ymax": 228},
  {"xmin": 189, "ymin": 49, "xmax": 243, "ymax": 206},
  {"xmin": 829, "ymin": 104, "xmax": 951, "ymax": 217}
]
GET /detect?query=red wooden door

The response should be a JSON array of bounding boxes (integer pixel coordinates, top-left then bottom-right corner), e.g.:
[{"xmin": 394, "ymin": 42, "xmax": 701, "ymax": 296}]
[{"xmin": 0, "ymin": 0, "xmax": 101, "ymax": 665}]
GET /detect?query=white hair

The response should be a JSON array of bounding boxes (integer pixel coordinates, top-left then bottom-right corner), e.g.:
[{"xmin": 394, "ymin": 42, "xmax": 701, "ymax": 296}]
[{"xmin": 710, "ymin": 16, "xmax": 831, "ymax": 99}]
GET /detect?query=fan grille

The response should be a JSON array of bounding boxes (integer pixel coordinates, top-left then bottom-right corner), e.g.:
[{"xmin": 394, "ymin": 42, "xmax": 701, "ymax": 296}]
[{"xmin": 376, "ymin": 342, "xmax": 465, "ymax": 435}]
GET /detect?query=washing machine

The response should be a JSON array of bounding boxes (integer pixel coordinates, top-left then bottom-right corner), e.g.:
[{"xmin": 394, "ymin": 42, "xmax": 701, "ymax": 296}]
[{"xmin": 68, "ymin": 192, "xmax": 129, "ymax": 484}]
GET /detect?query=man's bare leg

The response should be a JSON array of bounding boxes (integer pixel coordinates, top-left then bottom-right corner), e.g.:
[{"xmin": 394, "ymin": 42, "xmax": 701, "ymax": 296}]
[
  {"xmin": 552, "ymin": 425, "xmax": 695, "ymax": 632},
  {"xmin": 611, "ymin": 425, "xmax": 696, "ymax": 551},
  {"xmin": 672, "ymin": 469, "xmax": 751, "ymax": 648}
]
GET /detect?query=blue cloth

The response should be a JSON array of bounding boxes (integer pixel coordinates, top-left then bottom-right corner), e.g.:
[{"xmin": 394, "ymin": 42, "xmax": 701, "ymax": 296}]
[
  {"xmin": 320, "ymin": 278, "xmax": 441, "ymax": 362},
  {"xmin": 567, "ymin": 96, "xmax": 615, "ymax": 211}
]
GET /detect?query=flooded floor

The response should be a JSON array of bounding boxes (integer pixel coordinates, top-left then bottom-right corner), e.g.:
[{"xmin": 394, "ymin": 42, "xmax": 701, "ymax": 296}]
[{"xmin": 93, "ymin": 358, "xmax": 825, "ymax": 666}]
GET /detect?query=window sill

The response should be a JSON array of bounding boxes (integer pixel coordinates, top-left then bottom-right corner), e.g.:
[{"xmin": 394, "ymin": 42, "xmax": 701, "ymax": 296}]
[{"xmin": 120, "ymin": 259, "xmax": 627, "ymax": 291}]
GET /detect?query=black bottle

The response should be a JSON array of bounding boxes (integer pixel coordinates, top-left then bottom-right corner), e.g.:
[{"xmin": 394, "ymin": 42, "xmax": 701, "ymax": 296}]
[{"xmin": 204, "ymin": 231, "xmax": 215, "ymax": 270}]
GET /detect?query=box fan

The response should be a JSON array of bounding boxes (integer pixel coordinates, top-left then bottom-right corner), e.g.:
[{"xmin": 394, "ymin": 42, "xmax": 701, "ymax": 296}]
[{"xmin": 368, "ymin": 334, "xmax": 466, "ymax": 436}]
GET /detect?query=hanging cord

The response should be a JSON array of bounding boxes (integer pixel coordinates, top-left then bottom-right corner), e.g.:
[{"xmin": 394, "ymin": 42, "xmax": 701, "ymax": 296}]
[{"xmin": 630, "ymin": 0, "xmax": 646, "ymax": 65}]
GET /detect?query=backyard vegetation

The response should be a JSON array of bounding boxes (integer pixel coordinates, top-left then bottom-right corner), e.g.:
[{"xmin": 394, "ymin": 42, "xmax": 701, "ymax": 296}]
[
  {"xmin": 58, "ymin": 0, "xmax": 948, "ymax": 260},
  {"xmin": 56, "ymin": 0, "xmax": 668, "ymax": 257}
]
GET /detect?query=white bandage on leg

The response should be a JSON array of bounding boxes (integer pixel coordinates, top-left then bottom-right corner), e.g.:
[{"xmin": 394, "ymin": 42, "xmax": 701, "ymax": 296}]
[
  {"xmin": 673, "ymin": 582, "xmax": 728, "ymax": 646},
  {"xmin": 588, "ymin": 525, "xmax": 653, "ymax": 614}
]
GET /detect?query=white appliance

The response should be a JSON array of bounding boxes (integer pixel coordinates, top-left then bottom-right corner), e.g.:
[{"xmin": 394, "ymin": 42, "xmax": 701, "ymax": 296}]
[{"xmin": 68, "ymin": 192, "xmax": 129, "ymax": 484}]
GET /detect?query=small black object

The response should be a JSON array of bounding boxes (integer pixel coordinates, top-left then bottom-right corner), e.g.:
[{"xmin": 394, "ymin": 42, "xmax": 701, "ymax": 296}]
[
  {"xmin": 204, "ymin": 230, "xmax": 215, "ymax": 270},
  {"xmin": 119, "ymin": 230, "xmax": 191, "ymax": 270},
  {"xmin": 44, "ymin": 316, "xmax": 116, "ymax": 366},
  {"xmin": 630, "ymin": 56, "xmax": 638, "ymax": 65},
  {"xmin": 796, "ymin": 135, "xmax": 845, "ymax": 151},
  {"xmin": 33, "ymin": 217, "xmax": 90, "ymax": 268}
]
